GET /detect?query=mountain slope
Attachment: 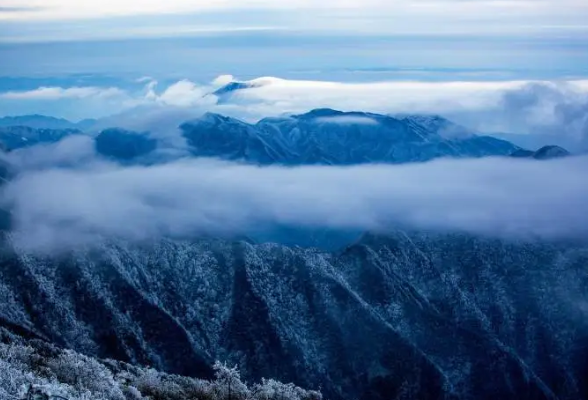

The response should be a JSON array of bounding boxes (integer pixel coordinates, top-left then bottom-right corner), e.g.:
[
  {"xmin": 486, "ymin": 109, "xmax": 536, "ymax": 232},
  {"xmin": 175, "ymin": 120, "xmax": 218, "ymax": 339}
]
[{"xmin": 1, "ymin": 233, "xmax": 586, "ymax": 400}]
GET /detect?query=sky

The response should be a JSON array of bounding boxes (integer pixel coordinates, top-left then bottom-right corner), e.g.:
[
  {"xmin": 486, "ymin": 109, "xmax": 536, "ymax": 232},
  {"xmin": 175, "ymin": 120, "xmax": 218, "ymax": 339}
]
[
  {"xmin": 1, "ymin": 1, "xmax": 588, "ymax": 39},
  {"xmin": 1, "ymin": 0, "xmax": 587, "ymax": 78},
  {"xmin": 0, "ymin": 0, "xmax": 587, "ymax": 140}
]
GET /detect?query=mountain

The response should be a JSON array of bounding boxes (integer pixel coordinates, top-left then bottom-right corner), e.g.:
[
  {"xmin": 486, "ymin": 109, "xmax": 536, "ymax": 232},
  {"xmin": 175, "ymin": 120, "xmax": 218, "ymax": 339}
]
[
  {"xmin": 0, "ymin": 110, "xmax": 522, "ymax": 166},
  {"xmin": 0, "ymin": 114, "xmax": 96, "ymax": 131},
  {"xmin": 0, "ymin": 126, "xmax": 82, "ymax": 151},
  {"xmin": 213, "ymin": 82, "xmax": 261, "ymax": 104},
  {"xmin": 182, "ymin": 109, "xmax": 520, "ymax": 165},
  {"xmin": 511, "ymin": 145, "xmax": 571, "ymax": 160},
  {"xmin": 95, "ymin": 128, "xmax": 158, "ymax": 161},
  {"xmin": 181, "ymin": 112, "xmax": 289, "ymax": 164},
  {"xmin": 1, "ymin": 232, "xmax": 586, "ymax": 400},
  {"xmin": 212, "ymin": 78, "xmax": 278, "ymax": 104}
]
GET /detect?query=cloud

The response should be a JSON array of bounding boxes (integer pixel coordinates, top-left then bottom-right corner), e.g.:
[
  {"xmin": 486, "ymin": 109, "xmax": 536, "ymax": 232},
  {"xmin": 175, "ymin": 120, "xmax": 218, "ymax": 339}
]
[
  {"xmin": 192, "ymin": 76, "xmax": 588, "ymax": 149},
  {"xmin": 0, "ymin": 86, "xmax": 126, "ymax": 100},
  {"xmin": 1, "ymin": 136, "xmax": 98, "ymax": 171},
  {"xmin": 2, "ymin": 153, "xmax": 588, "ymax": 253},
  {"xmin": 0, "ymin": 6, "xmax": 41, "ymax": 12},
  {"xmin": 222, "ymin": 77, "xmax": 588, "ymax": 117},
  {"xmin": 2, "ymin": 0, "xmax": 587, "ymax": 21},
  {"xmin": 3, "ymin": 76, "xmax": 588, "ymax": 150},
  {"xmin": 212, "ymin": 74, "xmax": 236, "ymax": 87},
  {"xmin": 315, "ymin": 115, "xmax": 379, "ymax": 125},
  {"xmin": 500, "ymin": 82, "xmax": 588, "ymax": 140},
  {"xmin": 157, "ymin": 80, "xmax": 217, "ymax": 107}
]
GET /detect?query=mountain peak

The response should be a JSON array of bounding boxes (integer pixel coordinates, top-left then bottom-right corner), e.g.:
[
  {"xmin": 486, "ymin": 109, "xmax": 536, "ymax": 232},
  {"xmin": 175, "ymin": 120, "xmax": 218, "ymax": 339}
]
[
  {"xmin": 95, "ymin": 128, "xmax": 157, "ymax": 161},
  {"xmin": 534, "ymin": 145, "xmax": 570, "ymax": 159},
  {"xmin": 194, "ymin": 112, "xmax": 249, "ymax": 126},
  {"xmin": 213, "ymin": 81, "xmax": 257, "ymax": 97},
  {"xmin": 511, "ymin": 145, "xmax": 570, "ymax": 160},
  {"xmin": 294, "ymin": 108, "xmax": 345, "ymax": 119},
  {"xmin": 212, "ymin": 78, "xmax": 279, "ymax": 103}
]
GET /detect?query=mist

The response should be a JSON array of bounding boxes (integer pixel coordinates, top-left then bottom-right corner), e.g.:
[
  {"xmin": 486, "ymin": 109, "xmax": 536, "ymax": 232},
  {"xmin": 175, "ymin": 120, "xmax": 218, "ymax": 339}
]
[{"xmin": 2, "ymin": 151, "xmax": 587, "ymax": 253}]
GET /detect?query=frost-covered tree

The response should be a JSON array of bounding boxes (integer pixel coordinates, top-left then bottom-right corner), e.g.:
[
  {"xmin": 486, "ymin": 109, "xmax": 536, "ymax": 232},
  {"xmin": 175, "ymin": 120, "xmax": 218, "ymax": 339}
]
[
  {"xmin": 0, "ymin": 338, "xmax": 322, "ymax": 400},
  {"xmin": 251, "ymin": 379, "xmax": 322, "ymax": 400},
  {"xmin": 212, "ymin": 361, "xmax": 250, "ymax": 400}
]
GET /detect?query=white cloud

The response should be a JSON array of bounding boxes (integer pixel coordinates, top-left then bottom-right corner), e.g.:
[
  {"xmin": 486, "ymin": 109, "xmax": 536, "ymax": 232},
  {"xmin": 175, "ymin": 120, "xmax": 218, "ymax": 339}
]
[
  {"xmin": 3, "ymin": 76, "xmax": 588, "ymax": 150},
  {"xmin": 226, "ymin": 77, "xmax": 526, "ymax": 115},
  {"xmin": 1, "ymin": 0, "xmax": 586, "ymax": 20},
  {"xmin": 0, "ymin": 86, "xmax": 126, "ymax": 100},
  {"xmin": 212, "ymin": 75, "xmax": 236, "ymax": 87},
  {"xmin": 315, "ymin": 115, "xmax": 379, "ymax": 125},
  {"xmin": 210, "ymin": 77, "xmax": 588, "ymax": 145},
  {"xmin": 157, "ymin": 80, "xmax": 217, "ymax": 107},
  {"xmin": 2, "ymin": 135, "xmax": 98, "ymax": 170},
  {"xmin": 3, "ymin": 155, "xmax": 588, "ymax": 252}
]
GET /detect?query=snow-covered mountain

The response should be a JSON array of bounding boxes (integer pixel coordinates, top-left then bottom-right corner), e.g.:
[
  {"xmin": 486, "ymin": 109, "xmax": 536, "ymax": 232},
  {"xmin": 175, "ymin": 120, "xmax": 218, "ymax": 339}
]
[
  {"xmin": 182, "ymin": 109, "xmax": 519, "ymax": 165},
  {"xmin": 0, "ymin": 110, "xmax": 520, "ymax": 165},
  {"xmin": 0, "ymin": 233, "xmax": 586, "ymax": 400},
  {"xmin": 0, "ymin": 110, "xmax": 585, "ymax": 400}
]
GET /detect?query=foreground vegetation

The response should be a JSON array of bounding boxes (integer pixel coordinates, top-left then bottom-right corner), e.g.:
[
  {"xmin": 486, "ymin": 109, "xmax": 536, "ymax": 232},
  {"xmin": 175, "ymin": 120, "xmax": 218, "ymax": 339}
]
[{"xmin": 0, "ymin": 336, "xmax": 322, "ymax": 400}]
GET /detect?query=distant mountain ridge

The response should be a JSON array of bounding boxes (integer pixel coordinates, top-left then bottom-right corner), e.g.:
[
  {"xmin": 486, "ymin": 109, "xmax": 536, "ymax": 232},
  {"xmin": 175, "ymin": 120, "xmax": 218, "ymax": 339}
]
[
  {"xmin": 0, "ymin": 114, "xmax": 96, "ymax": 131},
  {"xmin": 0, "ymin": 110, "xmax": 574, "ymax": 167},
  {"xmin": 212, "ymin": 78, "xmax": 277, "ymax": 104},
  {"xmin": 0, "ymin": 126, "xmax": 82, "ymax": 150},
  {"xmin": 181, "ymin": 108, "xmax": 521, "ymax": 165}
]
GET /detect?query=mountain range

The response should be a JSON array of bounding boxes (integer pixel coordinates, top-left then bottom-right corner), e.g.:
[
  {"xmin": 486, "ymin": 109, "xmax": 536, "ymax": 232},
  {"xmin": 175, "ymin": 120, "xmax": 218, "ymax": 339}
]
[
  {"xmin": 180, "ymin": 109, "xmax": 520, "ymax": 165},
  {"xmin": 0, "ymin": 232, "xmax": 586, "ymax": 400},
  {"xmin": 0, "ymin": 114, "xmax": 96, "ymax": 131},
  {"xmin": 0, "ymin": 110, "xmax": 583, "ymax": 400},
  {"xmin": 0, "ymin": 109, "xmax": 533, "ymax": 164}
]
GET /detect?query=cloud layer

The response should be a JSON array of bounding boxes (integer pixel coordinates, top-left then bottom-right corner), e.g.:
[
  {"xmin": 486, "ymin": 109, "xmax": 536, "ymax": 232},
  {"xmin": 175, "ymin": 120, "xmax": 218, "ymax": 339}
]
[
  {"xmin": 0, "ymin": 86, "xmax": 126, "ymax": 100},
  {"xmin": 2, "ymin": 148, "xmax": 588, "ymax": 252},
  {"xmin": 2, "ymin": 76, "xmax": 587, "ymax": 150}
]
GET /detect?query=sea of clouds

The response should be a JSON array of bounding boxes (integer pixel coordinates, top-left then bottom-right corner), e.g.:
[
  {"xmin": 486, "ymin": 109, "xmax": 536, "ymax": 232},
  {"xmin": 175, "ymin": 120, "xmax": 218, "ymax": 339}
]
[
  {"xmin": 1, "ymin": 137, "xmax": 587, "ymax": 252},
  {"xmin": 0, "ymin": 75, "xmax": 587, "ymax": 252}
]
